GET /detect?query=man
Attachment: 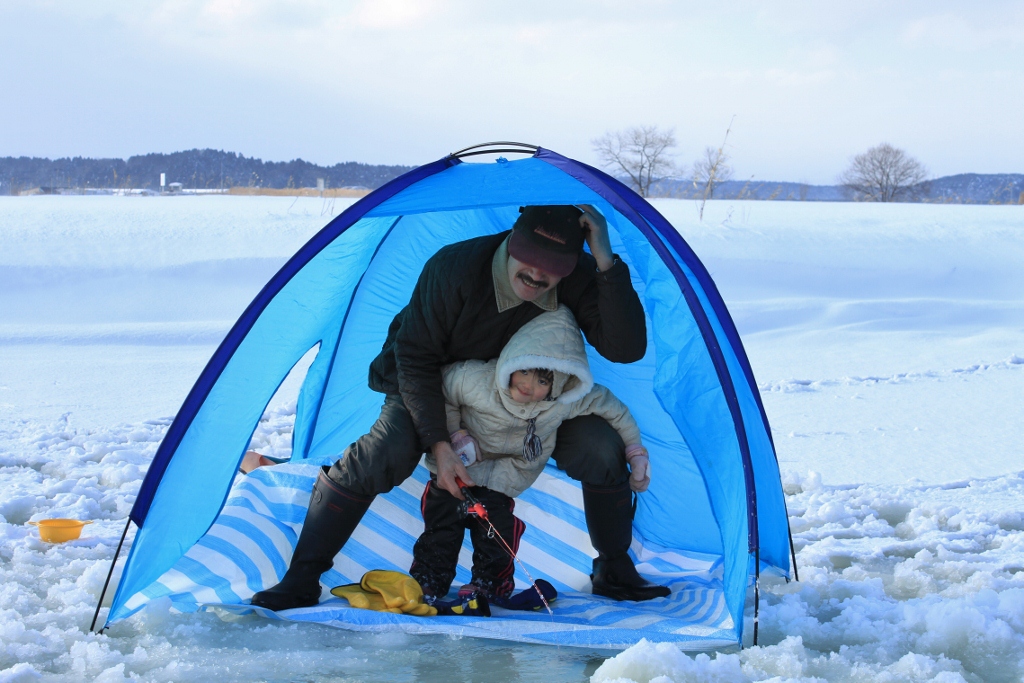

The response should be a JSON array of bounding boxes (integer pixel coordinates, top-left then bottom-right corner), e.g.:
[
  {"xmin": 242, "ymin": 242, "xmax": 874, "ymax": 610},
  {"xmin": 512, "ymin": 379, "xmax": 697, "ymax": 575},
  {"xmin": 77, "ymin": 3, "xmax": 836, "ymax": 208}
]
[{"xmin": 252, "ymin": 204, "xmax": 669, "ymax": 610}]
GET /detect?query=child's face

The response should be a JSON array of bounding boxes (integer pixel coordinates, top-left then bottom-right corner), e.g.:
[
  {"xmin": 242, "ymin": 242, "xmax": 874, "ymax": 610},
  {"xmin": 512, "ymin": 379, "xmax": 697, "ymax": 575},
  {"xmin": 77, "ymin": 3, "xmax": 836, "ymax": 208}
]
[{"xmin": 509, "ymin": 369, "xmax": 552, "ymax": 404}]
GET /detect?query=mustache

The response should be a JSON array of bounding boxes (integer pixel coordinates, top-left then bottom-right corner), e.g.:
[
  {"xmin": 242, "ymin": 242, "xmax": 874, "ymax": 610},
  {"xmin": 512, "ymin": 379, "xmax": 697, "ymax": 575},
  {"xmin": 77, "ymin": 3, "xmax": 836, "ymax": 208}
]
[{"xmin": 517, "ymin": 272, "xmax": 550, "ymax": 289}]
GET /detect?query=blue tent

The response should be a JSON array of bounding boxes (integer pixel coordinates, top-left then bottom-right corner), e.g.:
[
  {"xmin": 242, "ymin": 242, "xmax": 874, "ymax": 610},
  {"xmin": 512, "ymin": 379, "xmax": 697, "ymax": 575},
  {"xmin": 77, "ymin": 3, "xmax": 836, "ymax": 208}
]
[{"xmin": 100, "ymin": 143, "xmax": 794, "ymax": 649}]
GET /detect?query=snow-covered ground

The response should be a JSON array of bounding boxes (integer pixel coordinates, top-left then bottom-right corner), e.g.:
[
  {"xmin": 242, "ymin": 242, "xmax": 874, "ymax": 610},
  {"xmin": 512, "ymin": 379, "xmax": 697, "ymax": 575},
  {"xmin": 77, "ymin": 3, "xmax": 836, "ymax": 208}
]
[{"xmin": 1, "ymin": 196, "xmax": 1021, "ymax": 682}]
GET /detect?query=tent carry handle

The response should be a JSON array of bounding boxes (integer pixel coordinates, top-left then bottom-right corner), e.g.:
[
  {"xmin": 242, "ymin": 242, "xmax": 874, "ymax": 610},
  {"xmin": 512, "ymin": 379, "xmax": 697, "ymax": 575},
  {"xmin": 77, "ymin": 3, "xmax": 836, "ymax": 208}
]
[{"xmin": 450, "ymin": 141, "xmax": 539, "ymax": 159}]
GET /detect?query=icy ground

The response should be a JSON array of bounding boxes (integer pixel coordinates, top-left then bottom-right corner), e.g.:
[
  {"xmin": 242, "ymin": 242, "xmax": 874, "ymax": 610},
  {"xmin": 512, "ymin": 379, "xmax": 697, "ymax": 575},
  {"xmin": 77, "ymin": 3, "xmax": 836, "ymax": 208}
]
[{"xmin": 1, "ymin": 196, "xmax": 1022, "ymax": 682}]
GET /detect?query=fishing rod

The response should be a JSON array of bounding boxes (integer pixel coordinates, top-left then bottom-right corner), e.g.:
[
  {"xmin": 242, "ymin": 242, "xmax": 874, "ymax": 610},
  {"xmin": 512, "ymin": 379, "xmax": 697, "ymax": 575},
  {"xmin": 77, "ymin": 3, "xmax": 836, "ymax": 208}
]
[{"xmin": 455, "ymin": 477, "xmax": 553, "ymax": 617}]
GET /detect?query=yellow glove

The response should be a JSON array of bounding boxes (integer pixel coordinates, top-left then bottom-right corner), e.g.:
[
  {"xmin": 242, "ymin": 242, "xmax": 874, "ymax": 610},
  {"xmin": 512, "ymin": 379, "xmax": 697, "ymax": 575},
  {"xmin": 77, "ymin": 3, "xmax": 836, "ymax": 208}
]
[
  {"xmin": 330, "ymin": 583, "xmax": 403, "ymax": 613},
  {"xmin": 331, "ymin": 571, "xmax": 438, "ymax": 617},
  {"xmin": 361, "ymin": 570, "xmax": 438, "ymax": 616}
]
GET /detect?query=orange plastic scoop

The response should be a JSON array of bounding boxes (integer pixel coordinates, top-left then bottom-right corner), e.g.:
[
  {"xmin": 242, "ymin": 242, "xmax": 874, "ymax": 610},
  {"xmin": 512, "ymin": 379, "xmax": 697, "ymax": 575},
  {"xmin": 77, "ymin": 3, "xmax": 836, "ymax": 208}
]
[{"xmin": 29, "ymin": 519, "xmax": 92, "ymax": 543}]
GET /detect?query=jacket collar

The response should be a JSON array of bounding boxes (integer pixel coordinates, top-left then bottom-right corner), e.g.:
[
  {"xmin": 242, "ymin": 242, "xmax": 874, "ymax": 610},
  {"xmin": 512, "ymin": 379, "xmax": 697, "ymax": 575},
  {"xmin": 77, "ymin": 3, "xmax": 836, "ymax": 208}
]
[{"xmin": 492, "ymin": 236, "xmax": 558, "ymax": 314}]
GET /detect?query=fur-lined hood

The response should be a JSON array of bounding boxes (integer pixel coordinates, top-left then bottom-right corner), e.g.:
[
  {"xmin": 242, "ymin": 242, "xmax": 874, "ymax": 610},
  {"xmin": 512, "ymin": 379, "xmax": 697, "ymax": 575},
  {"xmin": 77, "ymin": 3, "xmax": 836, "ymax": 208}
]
[{"xmin": 494, "ymin": 305, "xmax": 593, "ymax": 413}]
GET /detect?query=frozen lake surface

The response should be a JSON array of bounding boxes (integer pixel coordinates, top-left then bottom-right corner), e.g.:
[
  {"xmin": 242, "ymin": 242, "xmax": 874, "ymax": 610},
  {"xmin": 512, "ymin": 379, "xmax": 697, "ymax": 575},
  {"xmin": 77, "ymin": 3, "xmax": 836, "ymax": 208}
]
[{"xmin": 1, "ymin": 196, "xmax": 1022, "ymax": 682}]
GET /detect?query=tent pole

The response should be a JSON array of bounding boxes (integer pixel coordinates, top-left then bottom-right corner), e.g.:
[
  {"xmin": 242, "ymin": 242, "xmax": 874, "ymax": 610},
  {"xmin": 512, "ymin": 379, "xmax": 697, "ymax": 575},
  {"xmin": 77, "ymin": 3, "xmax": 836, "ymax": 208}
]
[
  {"xmin": 779, "ymin": 476, "xmax": 800, "ymax": 582},
  {"xmin": 753, "ymin": 548, "xmax": 761, "ymax": 646},
  {"xmin": 90, "ymin": 517, "xmax": 132, "ymax": 633},
  {"xmin": 788, "ymin": 522, "xmax": 800, "ymax": 582}
]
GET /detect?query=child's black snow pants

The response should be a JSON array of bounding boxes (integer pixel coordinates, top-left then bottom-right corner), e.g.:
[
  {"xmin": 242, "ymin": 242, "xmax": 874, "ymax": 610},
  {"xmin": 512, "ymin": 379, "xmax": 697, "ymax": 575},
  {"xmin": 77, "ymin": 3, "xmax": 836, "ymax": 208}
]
[{"xmin": 410, "ymin": 478, "xmax": 525, "ymax": 599}]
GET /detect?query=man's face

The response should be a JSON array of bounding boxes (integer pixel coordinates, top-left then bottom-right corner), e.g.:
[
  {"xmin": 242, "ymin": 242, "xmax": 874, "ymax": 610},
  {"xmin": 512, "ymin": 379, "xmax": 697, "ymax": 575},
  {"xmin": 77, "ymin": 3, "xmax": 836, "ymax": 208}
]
[{"xmin": 507, "ymin": 255, "xmax": 562, "ymax": 301}]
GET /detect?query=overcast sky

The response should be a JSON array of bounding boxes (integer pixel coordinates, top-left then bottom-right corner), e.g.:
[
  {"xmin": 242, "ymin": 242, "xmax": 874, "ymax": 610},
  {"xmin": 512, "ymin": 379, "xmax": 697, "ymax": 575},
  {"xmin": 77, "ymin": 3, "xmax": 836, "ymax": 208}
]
[{"xmin": 2, "ymin": 1, "xmax": 1022, "ymax": 183}]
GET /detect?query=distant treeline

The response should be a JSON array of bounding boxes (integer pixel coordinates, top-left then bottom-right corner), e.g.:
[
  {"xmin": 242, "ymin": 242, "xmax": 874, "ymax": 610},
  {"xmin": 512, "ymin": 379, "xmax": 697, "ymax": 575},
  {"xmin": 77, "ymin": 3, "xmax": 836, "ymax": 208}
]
[
  {"xmin": 2, "ymin": 150, "xmax": 1022, "ymax": 204},
  {"xmin": 0, "ymin": 149, "xmax": 414, "ymax": 194},
  {"xmin": 652, "ymin": 174, "xmax": 1024, "ymax": 204}
]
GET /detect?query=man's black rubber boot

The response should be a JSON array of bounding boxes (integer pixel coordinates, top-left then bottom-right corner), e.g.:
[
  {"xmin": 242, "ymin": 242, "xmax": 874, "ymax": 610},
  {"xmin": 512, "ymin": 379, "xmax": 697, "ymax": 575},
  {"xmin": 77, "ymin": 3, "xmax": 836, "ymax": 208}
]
[
  {"xmin": 251, "ymin": 466, "xmax": 373, "ymax": 611},
  {"xmin": 583, "ymin": 481, "xmax": 671, "ymax": 602}
]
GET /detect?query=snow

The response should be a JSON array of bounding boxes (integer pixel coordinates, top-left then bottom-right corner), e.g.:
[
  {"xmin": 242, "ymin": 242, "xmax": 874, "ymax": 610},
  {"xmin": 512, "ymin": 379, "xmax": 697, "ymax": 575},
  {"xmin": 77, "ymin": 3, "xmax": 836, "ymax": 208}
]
[{"xmin": 1, "ymin": 195, "xmax": 1022, "ymax": 682}]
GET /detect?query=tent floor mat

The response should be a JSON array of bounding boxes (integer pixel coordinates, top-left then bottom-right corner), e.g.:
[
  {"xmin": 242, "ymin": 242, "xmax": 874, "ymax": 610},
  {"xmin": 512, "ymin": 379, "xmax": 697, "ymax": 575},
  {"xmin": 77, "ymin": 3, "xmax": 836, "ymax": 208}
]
[
  {"xmin": 117, "ymin": 463, "xmax": 738, "ymax": 649},
  {"xmin": 201, "ymin": 591, "xmax": 739, "ymax": 651}
]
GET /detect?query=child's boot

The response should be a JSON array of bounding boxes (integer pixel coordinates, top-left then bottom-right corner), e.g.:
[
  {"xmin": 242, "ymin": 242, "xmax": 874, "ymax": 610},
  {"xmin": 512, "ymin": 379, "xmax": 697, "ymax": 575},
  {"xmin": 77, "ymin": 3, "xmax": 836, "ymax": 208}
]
[{"xmin": 426, "ymin": 586, "xmax": 491, "ymax": 617}]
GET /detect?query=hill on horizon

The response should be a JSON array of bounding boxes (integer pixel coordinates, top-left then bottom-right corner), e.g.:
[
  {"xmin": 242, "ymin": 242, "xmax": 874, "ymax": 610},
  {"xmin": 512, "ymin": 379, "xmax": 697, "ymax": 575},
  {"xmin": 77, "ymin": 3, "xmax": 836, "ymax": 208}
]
[{"xmin": 653, "ymin": 173, "xmax": 1024, "ymax": 204}]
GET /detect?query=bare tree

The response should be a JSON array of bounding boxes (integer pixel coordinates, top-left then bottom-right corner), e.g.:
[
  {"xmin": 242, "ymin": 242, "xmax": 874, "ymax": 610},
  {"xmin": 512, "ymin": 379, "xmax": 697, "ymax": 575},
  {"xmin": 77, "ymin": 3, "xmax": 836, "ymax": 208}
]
[
  {"xmin": 692, "ymin": 145, "xmax": 734, "ymax": 199},
  {"xmin": 592, "ymin": 126, "xmax": 678, "ymax": 197},
  {"xmin": 839, "ymin": 143, "xmax": 928, "ymax": 202},
  {"xmin": 692, "ymin": 117, "xmax": 735, "ymax": 220}
]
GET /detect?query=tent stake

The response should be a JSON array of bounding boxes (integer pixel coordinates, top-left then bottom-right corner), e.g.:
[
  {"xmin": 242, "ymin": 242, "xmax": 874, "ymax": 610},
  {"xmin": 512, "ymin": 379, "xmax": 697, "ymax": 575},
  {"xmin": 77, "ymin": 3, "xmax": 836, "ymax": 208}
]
[{"xmin": 90, "ymin": 517, "xmax": 132, "ymax": 633}]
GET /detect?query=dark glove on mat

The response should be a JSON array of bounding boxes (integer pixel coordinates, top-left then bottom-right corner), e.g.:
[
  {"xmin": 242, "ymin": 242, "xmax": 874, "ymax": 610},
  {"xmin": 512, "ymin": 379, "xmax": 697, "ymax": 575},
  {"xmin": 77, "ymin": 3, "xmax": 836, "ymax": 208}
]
[{"xmin": 489, "ymin": 579, "xmax": 557, "ymax": 611}]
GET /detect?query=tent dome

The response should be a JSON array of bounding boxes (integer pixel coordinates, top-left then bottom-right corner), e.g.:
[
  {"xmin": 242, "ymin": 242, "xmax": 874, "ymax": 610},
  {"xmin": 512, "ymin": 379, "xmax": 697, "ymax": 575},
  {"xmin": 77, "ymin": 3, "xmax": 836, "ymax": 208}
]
[{"xmin": 103, "ymin": 144, "xmax": 794, "ymax": 649}]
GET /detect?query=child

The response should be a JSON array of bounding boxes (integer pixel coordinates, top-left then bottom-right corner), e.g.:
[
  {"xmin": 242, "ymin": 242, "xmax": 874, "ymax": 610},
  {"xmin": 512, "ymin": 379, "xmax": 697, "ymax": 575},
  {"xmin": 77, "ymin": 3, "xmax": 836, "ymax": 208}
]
[{"xmin": 410, "ymin": 305, "xmax": 650, "ymax": 609}]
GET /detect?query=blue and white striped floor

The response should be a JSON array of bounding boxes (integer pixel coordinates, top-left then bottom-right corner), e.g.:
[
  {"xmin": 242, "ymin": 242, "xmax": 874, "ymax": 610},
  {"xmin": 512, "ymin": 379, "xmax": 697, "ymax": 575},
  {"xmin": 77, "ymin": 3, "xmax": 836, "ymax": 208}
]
[{"xmin": 119, "ymin": 462, "xmax": 737, "ymax": 650}]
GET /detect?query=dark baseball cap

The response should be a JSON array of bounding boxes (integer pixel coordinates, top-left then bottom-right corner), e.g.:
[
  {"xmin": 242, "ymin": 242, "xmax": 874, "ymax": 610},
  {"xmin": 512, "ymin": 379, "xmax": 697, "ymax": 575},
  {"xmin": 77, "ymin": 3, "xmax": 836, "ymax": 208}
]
[{"xmin": 508, "ymin": 205, "xmax": 585, "ymax": 278}]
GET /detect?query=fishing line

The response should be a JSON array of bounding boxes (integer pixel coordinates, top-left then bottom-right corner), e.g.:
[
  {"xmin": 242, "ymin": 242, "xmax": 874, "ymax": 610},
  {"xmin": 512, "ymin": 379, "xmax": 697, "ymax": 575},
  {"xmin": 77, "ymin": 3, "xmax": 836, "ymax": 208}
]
[{"xmin": 457, "ymin": 478, "xmax": 554, "ymax": 618}]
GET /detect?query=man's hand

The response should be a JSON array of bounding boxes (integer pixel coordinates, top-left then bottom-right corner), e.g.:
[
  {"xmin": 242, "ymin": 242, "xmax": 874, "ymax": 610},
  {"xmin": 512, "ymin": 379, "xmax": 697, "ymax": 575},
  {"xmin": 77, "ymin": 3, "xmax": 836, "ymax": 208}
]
[
  {"xmin": 433, "ymin": 440, "xmax": 475, "ymax": 499},
  {"xmin": 578, "ymin": 204, "xmax": 615, "ymax": 272}
]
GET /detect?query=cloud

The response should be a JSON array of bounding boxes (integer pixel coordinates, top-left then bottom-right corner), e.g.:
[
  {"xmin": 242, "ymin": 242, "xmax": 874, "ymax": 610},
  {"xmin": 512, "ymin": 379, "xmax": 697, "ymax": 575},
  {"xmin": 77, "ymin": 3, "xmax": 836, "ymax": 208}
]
[
  {"xmin": 2, "ymin": 1, "xmax": 1022, "ymax": 181},
  {"xmin": 765, "ymin": 68, "xmax": 836, "ymax": 88},
  {"xmin": 904, "ymin": 11, "xmax": 1024, "ymax": 51},
  {"xmin": 352, "ymin": 0, "xmax": 443, "ymax": 29}
]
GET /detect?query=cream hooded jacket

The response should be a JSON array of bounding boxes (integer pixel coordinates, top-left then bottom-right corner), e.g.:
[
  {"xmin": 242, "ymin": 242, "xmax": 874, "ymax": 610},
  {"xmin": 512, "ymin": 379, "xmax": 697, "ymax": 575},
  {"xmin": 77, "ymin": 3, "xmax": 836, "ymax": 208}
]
[{"xmin": 426, "ymin": 305, "xmax": 642, "ymax": 498}]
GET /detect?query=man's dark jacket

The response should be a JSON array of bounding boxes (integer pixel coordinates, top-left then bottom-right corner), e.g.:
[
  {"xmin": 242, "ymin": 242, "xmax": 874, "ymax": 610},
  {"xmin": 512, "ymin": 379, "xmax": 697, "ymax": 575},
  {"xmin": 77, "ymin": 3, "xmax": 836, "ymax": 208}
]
[{"xmin": 368, "ymin": 231, "xmax": 647, "ymax": 448}]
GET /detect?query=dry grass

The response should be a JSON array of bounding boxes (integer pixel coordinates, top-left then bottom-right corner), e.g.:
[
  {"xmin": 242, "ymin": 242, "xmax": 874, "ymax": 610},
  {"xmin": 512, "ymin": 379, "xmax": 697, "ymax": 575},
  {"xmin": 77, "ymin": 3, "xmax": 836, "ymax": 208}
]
[{"xmin": 226, "ymin": 187, "xmax": 371, "ymax": 198}]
